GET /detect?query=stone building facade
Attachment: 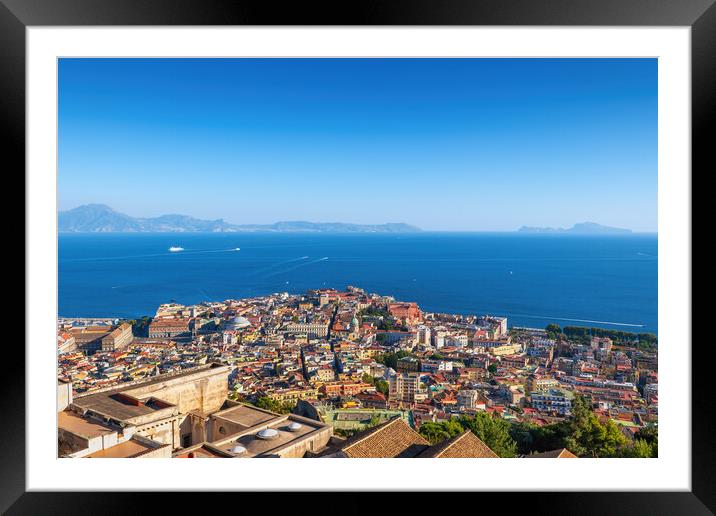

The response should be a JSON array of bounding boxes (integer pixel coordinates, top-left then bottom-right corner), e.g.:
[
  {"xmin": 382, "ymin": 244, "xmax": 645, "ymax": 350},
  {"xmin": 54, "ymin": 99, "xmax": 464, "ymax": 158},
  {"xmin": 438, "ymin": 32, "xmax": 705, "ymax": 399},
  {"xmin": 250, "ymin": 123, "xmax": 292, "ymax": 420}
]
[{"xmin": 101, "ymin": 322, "xmax": 133, "ymax": 352}]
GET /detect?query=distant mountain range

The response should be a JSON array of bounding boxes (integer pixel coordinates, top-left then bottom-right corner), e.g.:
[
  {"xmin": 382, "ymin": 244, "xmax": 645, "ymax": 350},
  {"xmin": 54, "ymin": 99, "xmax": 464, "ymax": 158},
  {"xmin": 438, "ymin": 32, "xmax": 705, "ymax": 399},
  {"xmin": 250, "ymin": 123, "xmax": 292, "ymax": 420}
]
[
  {"xmin": 518, "ymin": 222, "xmax": 632, "ymax": 234},
  {"xmin": 58, "ymin": 204, "xmax": 422, "ymax": 233}
]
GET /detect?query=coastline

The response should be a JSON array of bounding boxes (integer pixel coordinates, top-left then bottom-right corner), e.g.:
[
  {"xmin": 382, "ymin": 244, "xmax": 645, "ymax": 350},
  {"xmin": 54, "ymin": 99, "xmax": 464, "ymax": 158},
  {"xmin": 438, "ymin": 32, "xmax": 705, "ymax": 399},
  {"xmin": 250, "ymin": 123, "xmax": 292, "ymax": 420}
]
[{"xmin": 58, "ymin": 232, "xmax": 657, "ymax": 333}]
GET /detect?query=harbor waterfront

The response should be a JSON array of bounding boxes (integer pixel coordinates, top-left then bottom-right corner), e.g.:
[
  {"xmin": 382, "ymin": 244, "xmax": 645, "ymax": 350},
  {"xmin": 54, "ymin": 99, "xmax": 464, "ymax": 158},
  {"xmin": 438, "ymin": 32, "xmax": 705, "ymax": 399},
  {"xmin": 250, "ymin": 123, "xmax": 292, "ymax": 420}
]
[
  {"xmin": 59, "ymin": 232, "xmax": 657, "ymax": 334},
  {"xmin": 57, "ymin": 285, "xmax": 658, "ymax": 459}
]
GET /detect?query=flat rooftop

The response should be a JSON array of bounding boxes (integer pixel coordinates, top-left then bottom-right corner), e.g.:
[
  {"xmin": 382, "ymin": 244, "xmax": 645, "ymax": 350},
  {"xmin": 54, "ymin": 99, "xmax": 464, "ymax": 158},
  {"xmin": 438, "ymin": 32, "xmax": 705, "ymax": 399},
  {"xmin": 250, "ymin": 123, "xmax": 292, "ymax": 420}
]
[
  {"xmin": 85, "ymin": 438, "xmax": 164, "ymax": 458},
  {"xmin": 215, "ymin": 416, "xmax": 326, "ymax": 458},
  {"xmin": 174, "ymin": 445, "xmax": 233, "ymax": 458},
  {"xmin": 71, "ymin": 392, "xmax": 164, "ymax": 420},
  {"xmin": 58, "ymin": 411, "xmax": 115, "ymax": 439},
  {"xmin": 212, "ymin": 404, "xmax": 277, "ymax": 430},
  {"xmin": 72, "ymin": 363, "xmax": 228, "ymax": 420}
]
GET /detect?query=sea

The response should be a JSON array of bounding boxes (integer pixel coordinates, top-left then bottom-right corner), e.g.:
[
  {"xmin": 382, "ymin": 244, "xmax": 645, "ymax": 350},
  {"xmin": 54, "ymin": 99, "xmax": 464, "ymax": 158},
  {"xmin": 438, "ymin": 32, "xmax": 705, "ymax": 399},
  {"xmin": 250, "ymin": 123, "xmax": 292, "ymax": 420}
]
[{"xmin": 58, "ymin": 232, "xmax": 658, "ymax": 334}]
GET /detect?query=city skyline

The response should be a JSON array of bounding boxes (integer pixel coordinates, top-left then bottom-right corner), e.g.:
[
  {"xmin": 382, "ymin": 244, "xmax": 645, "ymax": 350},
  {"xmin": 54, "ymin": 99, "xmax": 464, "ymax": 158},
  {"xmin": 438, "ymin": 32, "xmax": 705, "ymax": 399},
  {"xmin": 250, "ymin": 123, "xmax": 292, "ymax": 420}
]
[
  {"xmin": 59, "ymin": 58, "xmax": 658, "ymax": 231},
  {"xmin": 58, "ymin": 285, "xmax": 659, "ymax": 459}
]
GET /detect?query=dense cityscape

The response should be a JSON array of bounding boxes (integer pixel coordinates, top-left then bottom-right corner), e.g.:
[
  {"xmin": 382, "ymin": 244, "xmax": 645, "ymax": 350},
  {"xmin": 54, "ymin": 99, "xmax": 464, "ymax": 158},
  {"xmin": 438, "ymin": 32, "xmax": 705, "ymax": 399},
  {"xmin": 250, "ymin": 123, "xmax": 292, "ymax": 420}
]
[{"xmin": 57, "ymin": 286, "xmax": 658, "ymax": 459}]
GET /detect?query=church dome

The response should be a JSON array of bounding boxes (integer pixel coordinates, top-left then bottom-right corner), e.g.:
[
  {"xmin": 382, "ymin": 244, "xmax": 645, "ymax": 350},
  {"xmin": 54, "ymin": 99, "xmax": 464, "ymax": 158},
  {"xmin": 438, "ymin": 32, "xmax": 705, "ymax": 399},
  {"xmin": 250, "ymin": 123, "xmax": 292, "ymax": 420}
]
[{"xmin": 225, "ymin": 316, "xmax": 251, "ymax": 331}]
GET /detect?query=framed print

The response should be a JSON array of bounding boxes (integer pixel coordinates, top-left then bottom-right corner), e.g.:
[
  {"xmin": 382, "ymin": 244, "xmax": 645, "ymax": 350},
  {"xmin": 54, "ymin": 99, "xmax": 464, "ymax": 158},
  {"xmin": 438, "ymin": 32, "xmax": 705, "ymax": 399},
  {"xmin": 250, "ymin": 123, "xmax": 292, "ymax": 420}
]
[{"xmin": 4, "ymin": 0, "xmax": 713, "ymax": 513}]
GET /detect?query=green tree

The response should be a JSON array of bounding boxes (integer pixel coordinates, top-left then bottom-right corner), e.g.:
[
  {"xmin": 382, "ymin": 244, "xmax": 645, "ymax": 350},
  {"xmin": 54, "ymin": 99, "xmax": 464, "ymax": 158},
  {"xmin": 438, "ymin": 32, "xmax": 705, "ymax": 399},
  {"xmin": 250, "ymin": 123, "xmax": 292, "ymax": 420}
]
[
  {"xmin": 509, "ymin": 421, "xmax": 569, "ymax": 455},
  {"xmin": 418, "ymin": 420, "xmax": 463, "ymax": 445},
  {"xmin": 509, "ymin": 421, "xmax": 538, "ymax": 455},
  {"xmin": 358, "ymin": 306, "xmax": 390, "ymax": 318},
  {"xmin": 545, "ymin": 323, "xmax": 562, "ymax": 340},
  {"xmin": 545, "ymin": 323, "xmax": 561, "ymax": 334},
  {"xmin": 120, "ymin": 315, "xmax": 153, "ymax": 337},
  {"xmin": 419, "ymin": 414, "xmax": 519, "ymax": 457},
  {"xmin": 376, "ymin": 350, "xmax": 414, "ymax": 370},
  {"xmin": 509, "ymin": 397, "xmax": 650, "ymax": 458},
  {"xmin": 254, "ymin": 396, "xmax": 281, "ymax": 412},
  {"xmin": 418, "ymin": 422, "xmax": 450, "ymax": 444},
  {"xmin": 334, "ymin": 428, "xmax": 359, "ymax": 438},
  {"xmin": 253, "ymin": 396, "xmax": 295, "ymax": 414},
  {"xmin": 460, "ymin": 413, "xmax": 518, "ymax": 458},
  {"xmin": 563, "ymin": 396, "xmax": 628, "ymax": 457},
  {"xmin": 623, "ymin": 438, "xmax": 655, "ymax": 458},
  {"xmin": 487, "ymin": 364, "xmax": 498, "ymax": 375},
  {"xmin": 628, "ymin": 424, "xmax": 657, "ymax": 457},
  {"xmin": 635, "ymin": 424, "xmax": 658, "ymax": 446},
  {"xmin": 561, "ymin": 326, "xmax": 657, "ymax": 350},
  {"xmin": 374, "ymin": 380, "xmax": 389, "ymax": 396}
]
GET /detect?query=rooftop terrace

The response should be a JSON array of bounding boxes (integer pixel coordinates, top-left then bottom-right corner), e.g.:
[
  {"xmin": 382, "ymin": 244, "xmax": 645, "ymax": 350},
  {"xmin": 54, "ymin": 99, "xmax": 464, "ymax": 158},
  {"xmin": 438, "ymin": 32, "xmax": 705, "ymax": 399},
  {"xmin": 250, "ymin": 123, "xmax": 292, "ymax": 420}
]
[
  {"xmin": 211, "ymin": 404, "xmax": 277, "ymax": 431},
  {"xmin": 85, "ymin": 437, "xmax": 167, "ymax": 458},
  {"xmin": 58, "ymin": 411, "xmax": 115, "ymax": 439},
  {"xmin": 215, "ymin": 416, "xmax": 326, "ymax": 457}
]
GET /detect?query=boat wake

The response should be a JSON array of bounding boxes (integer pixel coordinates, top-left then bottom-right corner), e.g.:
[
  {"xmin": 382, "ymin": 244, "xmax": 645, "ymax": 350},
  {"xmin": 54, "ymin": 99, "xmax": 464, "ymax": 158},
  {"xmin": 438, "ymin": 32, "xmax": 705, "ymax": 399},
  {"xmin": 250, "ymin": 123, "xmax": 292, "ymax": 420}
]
[
  {"xmin": 511, "ymin": 313, "xmax": 644, "ymax": 328},
  {"xmin": 248, "ymin": 256, "xmax": 310, "ymax": 276},
  {"xmin": 263, "ymin": 256, "xmax": 328, "ymax": 278}
]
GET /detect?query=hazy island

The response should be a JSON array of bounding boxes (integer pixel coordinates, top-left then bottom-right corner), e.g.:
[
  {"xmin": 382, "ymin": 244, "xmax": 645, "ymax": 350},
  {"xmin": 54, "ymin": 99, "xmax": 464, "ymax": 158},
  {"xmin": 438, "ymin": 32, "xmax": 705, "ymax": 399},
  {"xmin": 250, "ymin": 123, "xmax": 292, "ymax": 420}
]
[
  {"xmin": 59, "ymin": 205, "xmax": 638, "ymax": 235},
  {"xmin": 58, "ymin": 204, "xmax": 422, "ymax": 234},
  {"xmin": 518, "ymin": 222, "xmax": 632, "ymax": 234}
]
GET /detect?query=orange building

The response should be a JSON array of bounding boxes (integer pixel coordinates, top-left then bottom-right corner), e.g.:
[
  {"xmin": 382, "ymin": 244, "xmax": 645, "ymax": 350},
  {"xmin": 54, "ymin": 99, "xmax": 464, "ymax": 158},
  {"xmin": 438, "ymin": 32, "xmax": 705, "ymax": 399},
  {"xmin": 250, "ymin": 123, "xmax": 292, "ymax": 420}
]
[
  {"xmin": 388, "ymin": 302, "xmax": 422, "ymax": 324},
  {"xmin": 319, "ymin": 381, "xmax": 373, "ymax": 398},
  {"xmin": 148, "ymin": 318, "xmax": 191, "ymax": 338}
]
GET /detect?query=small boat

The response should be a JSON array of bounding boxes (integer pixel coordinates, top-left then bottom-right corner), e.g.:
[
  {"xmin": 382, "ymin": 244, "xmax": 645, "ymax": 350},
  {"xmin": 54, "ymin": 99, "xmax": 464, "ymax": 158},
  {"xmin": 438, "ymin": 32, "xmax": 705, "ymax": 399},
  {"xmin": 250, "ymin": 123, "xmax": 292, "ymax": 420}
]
[
  {"xmin": 234, "ymin": 247, "xmax": 241, "ymax": 251},
  {"xmin": 169, "ymin": 246, "xmax": 184, "ymax": 252}
]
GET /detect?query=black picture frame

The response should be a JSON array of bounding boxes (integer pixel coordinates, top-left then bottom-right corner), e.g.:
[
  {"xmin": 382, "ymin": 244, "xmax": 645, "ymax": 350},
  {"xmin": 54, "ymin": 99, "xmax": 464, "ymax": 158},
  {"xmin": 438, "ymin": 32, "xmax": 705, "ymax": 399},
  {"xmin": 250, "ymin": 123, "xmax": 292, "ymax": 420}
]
[{"xmin": 4, "ymin": 0, "xmax": 712, "ymax": 514}]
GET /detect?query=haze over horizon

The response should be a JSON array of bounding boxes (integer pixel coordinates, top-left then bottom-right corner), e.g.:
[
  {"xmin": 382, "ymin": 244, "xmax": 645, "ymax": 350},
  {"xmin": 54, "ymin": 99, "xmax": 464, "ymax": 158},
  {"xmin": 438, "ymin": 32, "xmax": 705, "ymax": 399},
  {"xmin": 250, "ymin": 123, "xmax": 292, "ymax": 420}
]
[
  {"xmin": 59, "ymin": 58, "xmax": 657, "ymax": 232},
  {"xmin": 59, "ymin": 203, "xmax": 652, "ymax": 234}
]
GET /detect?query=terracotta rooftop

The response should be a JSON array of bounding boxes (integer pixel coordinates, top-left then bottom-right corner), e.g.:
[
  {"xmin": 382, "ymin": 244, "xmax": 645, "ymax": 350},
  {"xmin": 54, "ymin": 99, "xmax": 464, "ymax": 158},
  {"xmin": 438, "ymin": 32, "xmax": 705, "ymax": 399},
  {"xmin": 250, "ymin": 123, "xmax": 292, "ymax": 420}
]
[
  {"xmin": 417, "ymin": 430, "xmax": 498, "ymax": 458},
  {"xmin": 58, "ymin": 411, "xmax": 115, "ymax": 439},
  {"xmin": 339, "ymin": 417, "xmax": 430, "ymax": 458},
  {"xmin": 523, "ymin": 448, "xmax": 578, "ymax": 458},
  {"xmin": 85, "ymin": 437, "xmax": 166, "ymax": 458}
]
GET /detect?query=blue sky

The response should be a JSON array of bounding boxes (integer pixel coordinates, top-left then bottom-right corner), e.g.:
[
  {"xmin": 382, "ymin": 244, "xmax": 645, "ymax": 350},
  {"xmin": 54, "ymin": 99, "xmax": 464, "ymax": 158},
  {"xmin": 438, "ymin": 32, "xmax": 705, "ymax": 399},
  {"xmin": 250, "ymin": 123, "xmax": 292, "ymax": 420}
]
[{"xmin": 58, "ymin": 58, "xmax": 657, "ymax": 231}]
